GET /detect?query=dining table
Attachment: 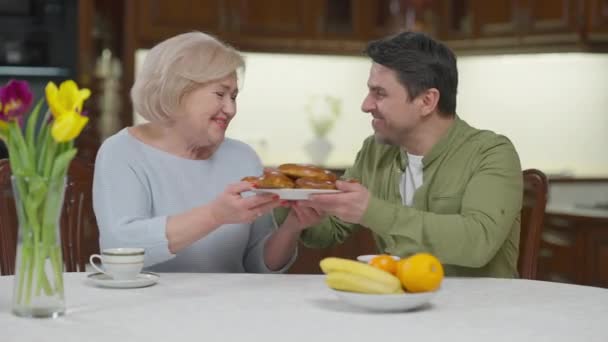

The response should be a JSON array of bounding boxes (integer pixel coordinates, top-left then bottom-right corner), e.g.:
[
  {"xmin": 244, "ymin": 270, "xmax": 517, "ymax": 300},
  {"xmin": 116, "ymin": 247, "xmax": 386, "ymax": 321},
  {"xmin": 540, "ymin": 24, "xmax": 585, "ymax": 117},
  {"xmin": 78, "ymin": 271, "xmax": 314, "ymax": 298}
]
[{"xmin": 1, "ymin": 272, "xmax": 607, "ymax": 342}]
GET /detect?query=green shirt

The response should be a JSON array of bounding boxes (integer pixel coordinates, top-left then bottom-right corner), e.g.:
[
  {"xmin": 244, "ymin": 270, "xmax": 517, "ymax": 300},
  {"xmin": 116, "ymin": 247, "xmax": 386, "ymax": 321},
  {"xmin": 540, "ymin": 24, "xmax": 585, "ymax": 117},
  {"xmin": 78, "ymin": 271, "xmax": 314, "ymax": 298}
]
[{"xmin": 280, "ymin": 117, "xmax": 523, "ymax": 278}]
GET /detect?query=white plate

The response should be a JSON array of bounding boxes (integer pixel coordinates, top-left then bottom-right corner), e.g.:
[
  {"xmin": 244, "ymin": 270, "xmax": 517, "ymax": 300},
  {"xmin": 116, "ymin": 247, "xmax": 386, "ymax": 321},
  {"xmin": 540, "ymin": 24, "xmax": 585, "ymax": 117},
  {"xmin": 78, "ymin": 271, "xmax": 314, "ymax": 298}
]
[
  {"xmin": 356, "ymin": 254, "xmax": 401, "ymax": 263},
  {"xmin": 87, "ymin": 272, "xmax": 160, "ymax": 289},
  {"xmin": 252, "ymin": 188, "xmax": 341, "ymax": 200},
  {"xmin": 331, "ymin": 289, "xmax": 437, "ymax": 312}
]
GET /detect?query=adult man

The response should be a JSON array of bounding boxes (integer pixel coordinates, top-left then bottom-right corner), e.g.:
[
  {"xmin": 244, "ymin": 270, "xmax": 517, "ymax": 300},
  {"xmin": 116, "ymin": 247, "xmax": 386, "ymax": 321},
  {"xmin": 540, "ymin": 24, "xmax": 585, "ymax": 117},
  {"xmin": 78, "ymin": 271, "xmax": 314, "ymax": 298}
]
[{"xmin": 280, "ymin": 32, "xmax": 523, "ymax": 277}]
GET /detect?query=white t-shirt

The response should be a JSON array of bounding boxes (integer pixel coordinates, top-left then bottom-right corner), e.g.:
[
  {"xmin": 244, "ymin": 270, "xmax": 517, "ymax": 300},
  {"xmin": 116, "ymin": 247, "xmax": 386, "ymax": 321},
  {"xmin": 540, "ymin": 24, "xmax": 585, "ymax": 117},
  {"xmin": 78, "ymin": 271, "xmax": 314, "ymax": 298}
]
[{"xmin": 399, "ymin": 153, "xmax": 424, "ymax": 207}]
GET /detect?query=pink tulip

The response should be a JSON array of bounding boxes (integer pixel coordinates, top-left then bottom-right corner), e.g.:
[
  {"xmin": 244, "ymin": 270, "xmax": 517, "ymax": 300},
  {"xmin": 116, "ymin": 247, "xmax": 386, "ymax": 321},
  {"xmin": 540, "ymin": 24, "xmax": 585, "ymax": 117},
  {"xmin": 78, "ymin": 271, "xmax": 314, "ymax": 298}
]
[{"xmin": 0, "ymin": 79, "xmax": 34, "ymax": 122}]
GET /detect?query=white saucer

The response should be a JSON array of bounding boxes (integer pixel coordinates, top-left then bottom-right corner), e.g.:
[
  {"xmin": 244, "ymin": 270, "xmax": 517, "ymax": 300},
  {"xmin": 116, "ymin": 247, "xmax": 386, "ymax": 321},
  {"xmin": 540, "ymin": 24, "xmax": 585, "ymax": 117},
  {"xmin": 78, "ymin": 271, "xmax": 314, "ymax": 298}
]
[{"xmin": 87, "ymin": 272, "xmax": 160, "ymax": 289}]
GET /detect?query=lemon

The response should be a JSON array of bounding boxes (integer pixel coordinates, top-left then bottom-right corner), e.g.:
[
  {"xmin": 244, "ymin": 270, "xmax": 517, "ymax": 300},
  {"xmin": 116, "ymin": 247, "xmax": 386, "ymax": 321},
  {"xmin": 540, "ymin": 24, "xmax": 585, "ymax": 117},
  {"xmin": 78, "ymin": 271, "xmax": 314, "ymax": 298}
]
[{"xmin": 396, "ymin": 253, "xmax": 444, "ymax": 293}]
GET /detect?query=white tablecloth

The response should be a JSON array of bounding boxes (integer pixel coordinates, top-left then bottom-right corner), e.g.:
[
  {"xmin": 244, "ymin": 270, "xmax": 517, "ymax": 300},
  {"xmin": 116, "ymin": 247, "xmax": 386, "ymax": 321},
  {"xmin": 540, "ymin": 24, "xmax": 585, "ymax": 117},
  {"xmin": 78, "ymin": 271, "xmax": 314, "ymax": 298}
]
[{"xmin": 1, "ymin": 273, "xmax": 607, "ymax": 342}]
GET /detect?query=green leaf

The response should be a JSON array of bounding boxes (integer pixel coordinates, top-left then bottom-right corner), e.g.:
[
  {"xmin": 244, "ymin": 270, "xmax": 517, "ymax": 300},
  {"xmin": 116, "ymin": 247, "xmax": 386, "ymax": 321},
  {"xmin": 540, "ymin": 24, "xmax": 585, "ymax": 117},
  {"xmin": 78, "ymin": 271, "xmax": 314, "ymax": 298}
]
[
  {"xmin": 25, "ymin": 100, "xmax": 45, "ymax": 173},
  {"xmin": 42, "ymin": 139, "xmax": 58, "ymax": 179},
  {"xmin": 6, "ymin": 124, "xmax": 27, "ymax": 175},
  {"xmin": 5, "ymin": 129, "xmax": 21, "ymax": 172},
  {"xmin": 25, "ymin": 100, "xmax": 44, "ymax": 152},
  {"xmin": 36, "ymin": 126, "xmax": 51, "ymax": 174},
  {"xmin": 9, "ymin": 121, "xmax": 34, "ymax": 175},
  {"xmin": 50, "ymin": 148, "xmax": 77, "ymax": 180}
]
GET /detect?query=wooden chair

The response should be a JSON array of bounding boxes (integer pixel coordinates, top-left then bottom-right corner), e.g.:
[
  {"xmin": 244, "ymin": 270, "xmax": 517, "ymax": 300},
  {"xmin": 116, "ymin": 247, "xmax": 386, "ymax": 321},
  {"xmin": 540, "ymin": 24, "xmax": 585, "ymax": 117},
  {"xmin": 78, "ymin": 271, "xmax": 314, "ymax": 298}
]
[
  {"xmin": 518, "ymin": 169, "xmax": 548, "ymax": 279},
  {"xmin": 0, "ymin": 158, "xmax": 99, "ymax": 275},
  {"xmin": 0, "ymin": 160, "xmax": 17, "ymax": 275}
]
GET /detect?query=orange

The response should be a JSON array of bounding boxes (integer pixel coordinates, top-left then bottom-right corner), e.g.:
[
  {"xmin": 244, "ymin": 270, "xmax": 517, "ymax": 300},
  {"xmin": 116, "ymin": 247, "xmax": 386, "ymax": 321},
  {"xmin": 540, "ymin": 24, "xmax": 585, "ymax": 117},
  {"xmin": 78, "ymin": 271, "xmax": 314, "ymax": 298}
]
[
  {"xmin": 369, "ymin": 255, "xmax": 398, "ymax": 275},
  {"xmin": 396, "ymin": 253, "xmax": 444, "ymax": 293}
]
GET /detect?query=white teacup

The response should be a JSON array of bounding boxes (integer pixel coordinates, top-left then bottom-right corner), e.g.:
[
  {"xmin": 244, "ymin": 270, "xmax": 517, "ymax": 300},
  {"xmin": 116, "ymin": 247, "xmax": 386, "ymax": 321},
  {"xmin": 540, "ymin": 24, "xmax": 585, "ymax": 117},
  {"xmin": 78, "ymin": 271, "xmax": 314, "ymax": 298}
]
[{"xmin": 89, "ymin": 248, "xmax": 145, "ymax": 280}]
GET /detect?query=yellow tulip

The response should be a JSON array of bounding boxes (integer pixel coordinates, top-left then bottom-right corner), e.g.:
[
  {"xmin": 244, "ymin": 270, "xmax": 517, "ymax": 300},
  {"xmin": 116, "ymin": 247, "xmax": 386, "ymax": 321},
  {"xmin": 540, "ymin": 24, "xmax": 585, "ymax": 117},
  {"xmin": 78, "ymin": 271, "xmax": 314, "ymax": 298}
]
[
  {"xmin": 45, "ymin": 80, "xmax": 91, "ymax": 118},
  {"xmin": 0, "ymin": 120, "xmax": 7, "ymax": 141},
  {"xmin": 51, "ymin": 111, "xmax": 89, "ymax": 143}
]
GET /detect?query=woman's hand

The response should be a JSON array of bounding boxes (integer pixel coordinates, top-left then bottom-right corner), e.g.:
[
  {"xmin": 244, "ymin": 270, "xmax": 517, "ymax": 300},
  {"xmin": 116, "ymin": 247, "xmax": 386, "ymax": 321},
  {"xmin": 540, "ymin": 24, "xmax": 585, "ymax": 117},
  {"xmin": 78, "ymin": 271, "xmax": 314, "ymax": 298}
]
[
  {"xmin": 210, "ymin": 181, "xmax": 281, "ymax": 225},
  {"xmin": 280, "ymin": 202, "xmax": 326, "ymax": 232}
]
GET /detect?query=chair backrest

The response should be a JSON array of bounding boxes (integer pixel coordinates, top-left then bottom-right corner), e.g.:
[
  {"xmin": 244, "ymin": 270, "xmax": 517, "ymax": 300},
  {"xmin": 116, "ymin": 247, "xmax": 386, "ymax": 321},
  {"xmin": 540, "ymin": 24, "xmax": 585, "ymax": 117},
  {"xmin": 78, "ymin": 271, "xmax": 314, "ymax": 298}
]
[
  {"xmin": 0, "ymin": 160, "xmax": 17, "ymax": 275},
  {"xmin": 0, "ymin": 158, "xmax": 99, "ymax": 275},
  {"xmin": 518, "ymin": 168, "xmax": 548, "ymax": 279}
]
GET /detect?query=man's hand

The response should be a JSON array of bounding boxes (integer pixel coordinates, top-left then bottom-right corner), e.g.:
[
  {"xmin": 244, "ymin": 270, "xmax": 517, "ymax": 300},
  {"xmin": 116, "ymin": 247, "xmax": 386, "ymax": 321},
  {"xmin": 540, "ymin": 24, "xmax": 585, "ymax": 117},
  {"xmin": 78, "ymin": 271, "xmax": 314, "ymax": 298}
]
[
  {"xmin": 299, "ymin": 180, "xmax": 371, "ymax": 224},
  {"xmin": 281, "ymin": 203, "xmax": 326, "ymax": 232}
]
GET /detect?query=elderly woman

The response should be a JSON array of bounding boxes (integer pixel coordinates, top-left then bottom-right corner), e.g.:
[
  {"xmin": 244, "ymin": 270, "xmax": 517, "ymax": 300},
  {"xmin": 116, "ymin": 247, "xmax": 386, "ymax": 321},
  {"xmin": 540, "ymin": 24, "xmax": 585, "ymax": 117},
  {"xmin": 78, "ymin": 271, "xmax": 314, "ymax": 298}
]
[{"xmin": 93, "ymin": 32, "xmax": 305, "ymax": 273}]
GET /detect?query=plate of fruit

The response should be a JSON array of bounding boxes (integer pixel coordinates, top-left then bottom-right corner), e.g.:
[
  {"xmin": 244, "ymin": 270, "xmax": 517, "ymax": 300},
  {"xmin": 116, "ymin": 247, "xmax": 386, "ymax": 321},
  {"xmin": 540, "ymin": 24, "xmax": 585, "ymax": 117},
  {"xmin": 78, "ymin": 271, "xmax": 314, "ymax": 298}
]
[
  {"xmin": 242, "ymin": 164, "xmax": 359, "ymax": 200},
  {"xmin": 320, "ymin": 254, "xmax": 443, "ymax": 312}
]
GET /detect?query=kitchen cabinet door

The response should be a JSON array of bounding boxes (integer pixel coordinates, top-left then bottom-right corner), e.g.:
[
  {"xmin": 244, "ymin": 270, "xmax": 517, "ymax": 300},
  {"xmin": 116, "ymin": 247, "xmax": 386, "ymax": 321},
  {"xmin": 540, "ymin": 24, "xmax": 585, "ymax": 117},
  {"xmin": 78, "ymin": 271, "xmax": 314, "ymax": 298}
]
[
  {"xmin": 520, "ymin": 0, "xmax": 581, "ymax": 44},
  {"xmin": 227, "ymin": 0, "xmax": 317, "ymax": 37},
  {"xmin": 588, "ymin": 0, "xmax": 608, "ymax": 41},
  {"xmin": 586, "ymin": 228, "xmax": 608, "ymax": 287},
  {"xmin": 362, "ymin": 0, "xmax": 438, "ymax": 39},
  {"xmin": 471, "ymin": 0, "xmax": 520, "ymax": 39},
  {"xmin": 436, "ymin": 0, "xmax": 475, "ymax": 41},
  {"xmin": 136, "ymin": 0, "xmax": 228, "ymax": 43},
  {"xmin": 537, "ymin": 216, "xmax": 586, "ymax": 284}
]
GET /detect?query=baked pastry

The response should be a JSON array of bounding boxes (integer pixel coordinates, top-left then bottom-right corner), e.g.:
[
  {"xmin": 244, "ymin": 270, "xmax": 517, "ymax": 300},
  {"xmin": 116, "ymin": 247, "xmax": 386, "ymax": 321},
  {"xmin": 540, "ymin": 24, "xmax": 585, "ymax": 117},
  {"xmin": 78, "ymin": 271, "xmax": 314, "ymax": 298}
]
[
  {"xmin": 241, "ymin": 176, "xmax": 261, "ymax": 185},
  {"xmin": 263, "ymin": 168, "xmax": 282, "ymax": 175},
  {"xmin": 278, "ymin": 163, "xmax": 337, "ymax": 182},
  {"xmin": 242, "ymin": 164, "xmax": 344, "ymax": 190},
  {"xmin": 295, "ymin": 177, "xmax": 337, "ymax": 190},
  {"xmin": 256, "ymin": 172, "xmax": 295, "ymax": 189}
]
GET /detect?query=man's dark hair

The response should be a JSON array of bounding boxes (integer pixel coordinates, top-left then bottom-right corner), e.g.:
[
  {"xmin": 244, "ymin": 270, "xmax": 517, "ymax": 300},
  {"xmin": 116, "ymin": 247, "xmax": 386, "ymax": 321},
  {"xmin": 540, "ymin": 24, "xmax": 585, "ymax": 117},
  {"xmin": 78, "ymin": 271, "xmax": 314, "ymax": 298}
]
[{"xmin": 364, "ymin": 32, "xmax": 458, "ymax": 116}]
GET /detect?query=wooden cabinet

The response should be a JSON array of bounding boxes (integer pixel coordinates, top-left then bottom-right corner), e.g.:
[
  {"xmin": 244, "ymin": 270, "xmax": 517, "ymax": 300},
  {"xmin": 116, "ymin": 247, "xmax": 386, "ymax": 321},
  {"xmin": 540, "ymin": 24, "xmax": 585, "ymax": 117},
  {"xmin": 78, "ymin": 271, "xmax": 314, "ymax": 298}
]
[
  {"xmin": 588, "ymin": 0, "xmax": 608, "ymax": 41},
  {"xmin": 130, "ymin": 0, "xmax": 445, "ymax": 54},
  {"xmin": 227, "ymin": 0, "xmax": 316, "ymax": 37},
  {"xmin": 472, "ymin": 0, "xmax": 519, "ymax": 39},
  {"xmin": 361, "ymin": 0, "xmax": 438, "ymax": 39},
  {"xmin": 128, "ymin": 0, "xmax": 608, "ymax": 55},
  {"xmin": 538, "ymin": 216, "xmax": 586, "ymax": 284},
  {"xmin": 586, "ymin": 228, "xmax": 608, "ymax": 287},
  {"xmin": 223, "ymin": 0, "xmax": 366, "ymax": 53},
  {"xmin": 524, "ymin": 0, "xmax": 580, "ymax": 34},
  {"xmin": 538, "ymin": 213, "xmax": 608, "ymax": 288},
  {"xmin": 136, "ymin": 0, "xmax": 227, "ymax": 44},
  {"xmin": 521, "ymin": 0, "xmax": 581, "ymax": 44},
  {"xmin": 439, "ymin": 0, "xmax": 585, "ymax": 50}
]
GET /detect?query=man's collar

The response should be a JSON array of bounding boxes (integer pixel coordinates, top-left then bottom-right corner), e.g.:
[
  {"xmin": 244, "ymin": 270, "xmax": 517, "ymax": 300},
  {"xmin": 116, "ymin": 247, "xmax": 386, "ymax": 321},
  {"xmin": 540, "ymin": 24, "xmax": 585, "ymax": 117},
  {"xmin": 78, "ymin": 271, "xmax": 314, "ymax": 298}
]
[{"xmin": 422, "ymin": 115, "xmax": 463, "ymax": 167}]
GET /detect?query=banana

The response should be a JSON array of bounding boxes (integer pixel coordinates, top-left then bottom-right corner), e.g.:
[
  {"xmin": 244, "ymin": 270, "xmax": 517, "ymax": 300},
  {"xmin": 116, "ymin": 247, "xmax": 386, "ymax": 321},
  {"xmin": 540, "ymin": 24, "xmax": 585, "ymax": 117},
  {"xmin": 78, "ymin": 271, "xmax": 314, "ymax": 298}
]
[
  {"xmin": 320, "ymin": 257, "xmax": 403, "ymax": 294},
  {"xmin": 326, "ymin": 272, "xmax": 404, "ymax": 294}
]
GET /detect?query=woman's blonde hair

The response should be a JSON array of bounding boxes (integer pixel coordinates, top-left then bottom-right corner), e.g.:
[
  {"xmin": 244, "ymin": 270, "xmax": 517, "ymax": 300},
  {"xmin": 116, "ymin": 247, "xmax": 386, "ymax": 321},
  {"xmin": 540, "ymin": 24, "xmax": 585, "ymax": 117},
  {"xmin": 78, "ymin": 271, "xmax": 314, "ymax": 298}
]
[{"xmin": 131, "ymin": 31, "xmax": 245, "ymax": 122}]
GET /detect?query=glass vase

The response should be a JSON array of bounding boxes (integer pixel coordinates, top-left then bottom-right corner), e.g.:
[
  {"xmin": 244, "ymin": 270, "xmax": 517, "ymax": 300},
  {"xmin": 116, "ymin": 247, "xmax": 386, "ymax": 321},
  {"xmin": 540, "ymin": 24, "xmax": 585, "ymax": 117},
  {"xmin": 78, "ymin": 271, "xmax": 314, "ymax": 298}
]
[{"xmin": 11, "ymin": 175, "xmax": 66, "ymax": 318}]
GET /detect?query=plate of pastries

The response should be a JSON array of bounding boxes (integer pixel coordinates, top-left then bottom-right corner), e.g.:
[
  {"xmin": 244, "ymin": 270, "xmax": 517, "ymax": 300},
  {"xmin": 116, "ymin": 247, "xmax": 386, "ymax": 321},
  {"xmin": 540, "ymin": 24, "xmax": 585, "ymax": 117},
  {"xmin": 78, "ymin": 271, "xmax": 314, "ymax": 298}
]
[{"xmin": 242, "ymin": 163, "xmax": 356, "ymax": 200}]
